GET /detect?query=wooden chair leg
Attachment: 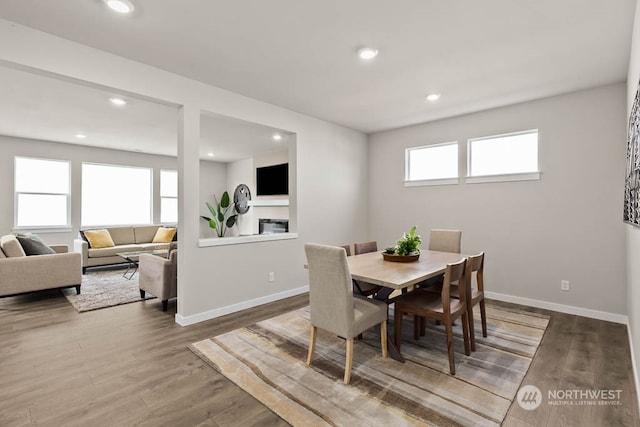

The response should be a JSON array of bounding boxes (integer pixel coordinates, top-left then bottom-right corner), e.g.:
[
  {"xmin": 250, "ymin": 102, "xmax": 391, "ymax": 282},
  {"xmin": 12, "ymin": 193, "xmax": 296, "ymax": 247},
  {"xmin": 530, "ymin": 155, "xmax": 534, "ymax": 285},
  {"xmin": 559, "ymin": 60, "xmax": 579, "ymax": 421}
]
[
  {"xmin": 461, "ymin": 312, "xmax": 471, "ymax": 356},
  {"xmin": 413, "ymin": 314, "xmax": 420, "ymax": 340},
  {"xmin": 306, "ymin": 326, "xmax": 317, "ymax": 366},
  {"xmin": 394, "ymin": 309, "xmax": 403, "ymax": 351},
  {"xmin": 468, "ymin": 302, "xmax": 476, "ymax": 352},
  {"xmin": 480, "ymin": 299, "xmax": 488, "ymax": 337},
  {"xmin": 344, "ymin": 338, "xmax": 354, "ymax": 384},
  {"xmin": 444, "ymin": 320, "xmax": 455, "ymax": 375},
  {"xmin": 380, "ymin": 321, "xmax": 388, "ymax": 358},
  {"xmin": 420, "ymin": 317, "xmax": 426, "ymax": 336}
]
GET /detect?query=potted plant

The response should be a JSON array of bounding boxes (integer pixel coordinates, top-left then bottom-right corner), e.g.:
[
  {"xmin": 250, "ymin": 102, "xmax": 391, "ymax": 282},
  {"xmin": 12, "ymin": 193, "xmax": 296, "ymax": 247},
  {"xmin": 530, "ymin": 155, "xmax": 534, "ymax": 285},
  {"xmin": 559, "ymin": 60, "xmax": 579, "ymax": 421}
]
[
  {"xmin": 200, "ymin": 191, "xmax": 238, "ymax": 237},
  {"xmin": 383, "ymin": 226, "xmax": 422, "ymax": 262}
]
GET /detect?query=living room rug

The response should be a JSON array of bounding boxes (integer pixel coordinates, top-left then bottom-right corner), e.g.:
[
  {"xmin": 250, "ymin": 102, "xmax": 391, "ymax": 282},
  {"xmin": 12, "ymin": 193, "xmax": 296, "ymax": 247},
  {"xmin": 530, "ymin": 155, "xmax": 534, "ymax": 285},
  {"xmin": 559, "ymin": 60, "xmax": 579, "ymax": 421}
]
[
  {"xmin": 190, "ymin": 304, "xmax": 549, "ymax": 427},
  {"xmin": 61, "ymin": 268, "xmax": 155, "ymax": 312}
]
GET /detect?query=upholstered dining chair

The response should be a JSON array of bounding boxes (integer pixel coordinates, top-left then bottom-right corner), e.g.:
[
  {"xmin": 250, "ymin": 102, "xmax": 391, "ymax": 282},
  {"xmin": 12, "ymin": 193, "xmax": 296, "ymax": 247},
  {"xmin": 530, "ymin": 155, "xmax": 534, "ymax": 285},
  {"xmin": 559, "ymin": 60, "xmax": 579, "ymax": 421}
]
[
  {"xmin": 393, "ymin": 258, "xmax": 471, "ymax": 375},
  {"xmin": 352, "ymin": 241, "xmax": 383, "ymax": 297},
  {"xmin": 304, "ymin": 243, "xmax": 388, "ymax": 384},
  {"xmin": 451, "ymin": 252, "xmax": 487, "ymax": 351},
  {"xmin": 429, "ymin": 229, "xmax": 462, "ymax": 253}
]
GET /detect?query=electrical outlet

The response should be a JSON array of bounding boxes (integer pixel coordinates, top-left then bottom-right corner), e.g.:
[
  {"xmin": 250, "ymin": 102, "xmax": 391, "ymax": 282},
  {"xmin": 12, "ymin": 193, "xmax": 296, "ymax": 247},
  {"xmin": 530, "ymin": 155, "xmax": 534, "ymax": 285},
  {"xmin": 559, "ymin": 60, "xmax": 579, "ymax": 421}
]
[
  {"xmin": 269, "ymin": 272, "xmax": 275, "ymax": 282},
  {"xmin": 560, "ymin": 280, "xmax": 570, "ymax": 291}
]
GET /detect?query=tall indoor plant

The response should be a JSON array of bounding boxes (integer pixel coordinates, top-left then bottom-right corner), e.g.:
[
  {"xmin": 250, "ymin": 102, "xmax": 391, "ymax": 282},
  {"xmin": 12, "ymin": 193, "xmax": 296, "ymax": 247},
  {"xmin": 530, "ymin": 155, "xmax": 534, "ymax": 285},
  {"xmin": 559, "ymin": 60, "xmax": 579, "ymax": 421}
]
[{"xmin": 200, "ymin": 191, "xmax": 237, "ymax": 237}]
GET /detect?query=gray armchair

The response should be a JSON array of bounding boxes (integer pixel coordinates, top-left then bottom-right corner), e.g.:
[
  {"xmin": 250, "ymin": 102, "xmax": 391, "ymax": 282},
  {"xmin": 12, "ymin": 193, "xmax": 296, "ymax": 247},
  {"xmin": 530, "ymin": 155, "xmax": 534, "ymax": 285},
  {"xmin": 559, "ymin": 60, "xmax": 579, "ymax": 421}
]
[
  {"xmin": 304, "ymin": 243, "xmax": 388, "ymax": 384},
  {"xmin": 138, "ymin": 248, "xmax": 177, "ymax": 311}
]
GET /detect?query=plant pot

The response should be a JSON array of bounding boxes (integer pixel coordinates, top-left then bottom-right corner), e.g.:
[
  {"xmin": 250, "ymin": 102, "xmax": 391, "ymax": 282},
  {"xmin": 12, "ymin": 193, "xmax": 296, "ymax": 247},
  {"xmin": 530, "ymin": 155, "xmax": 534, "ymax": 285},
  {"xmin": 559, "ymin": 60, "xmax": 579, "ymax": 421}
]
[{"xmin": 382, "ymin": 252, "xmax": 420, "ymax": 263}]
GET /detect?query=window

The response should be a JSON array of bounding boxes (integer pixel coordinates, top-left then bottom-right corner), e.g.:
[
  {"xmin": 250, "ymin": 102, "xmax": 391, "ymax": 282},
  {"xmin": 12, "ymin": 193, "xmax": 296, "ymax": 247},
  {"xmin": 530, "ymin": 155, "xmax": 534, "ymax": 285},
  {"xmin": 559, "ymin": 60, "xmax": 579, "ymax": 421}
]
[
  {"xmin": 467, "ymin": 130, "xmax": 539, "ymax": 182},
  {"xmin": 160, "ymin": 170, "xmax": 178, "ymax": 223},
  {"xmin": 15, "ymin": 157, "xmax": 70, "ymax": 228},
  {"xmin": 405, "ymin": 142, "xmax": 459, "ymax": 185},
  {"xmin": 82, "ymin": 163, "xmax": 152, "ymax": 226}
]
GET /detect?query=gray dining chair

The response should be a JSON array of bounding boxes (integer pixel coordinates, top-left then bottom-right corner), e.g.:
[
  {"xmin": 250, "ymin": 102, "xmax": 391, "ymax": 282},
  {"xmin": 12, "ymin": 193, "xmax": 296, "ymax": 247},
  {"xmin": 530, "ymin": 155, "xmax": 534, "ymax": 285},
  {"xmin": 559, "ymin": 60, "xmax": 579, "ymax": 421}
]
[
  {"xmin": 304, "ymin": 243, "xmax": 388, "ymax": 384},
  {"xmin": 429, "ymin": 229, "xmax": 462, "ymax": 253}
]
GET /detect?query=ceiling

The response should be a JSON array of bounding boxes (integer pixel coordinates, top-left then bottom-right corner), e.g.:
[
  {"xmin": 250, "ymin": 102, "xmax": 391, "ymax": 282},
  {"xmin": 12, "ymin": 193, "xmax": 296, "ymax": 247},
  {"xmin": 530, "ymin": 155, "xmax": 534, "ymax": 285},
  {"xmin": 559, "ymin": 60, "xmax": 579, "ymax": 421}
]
[{"xmin": 0, "ymin": 0, "xmax": 636, "ymax": 154}]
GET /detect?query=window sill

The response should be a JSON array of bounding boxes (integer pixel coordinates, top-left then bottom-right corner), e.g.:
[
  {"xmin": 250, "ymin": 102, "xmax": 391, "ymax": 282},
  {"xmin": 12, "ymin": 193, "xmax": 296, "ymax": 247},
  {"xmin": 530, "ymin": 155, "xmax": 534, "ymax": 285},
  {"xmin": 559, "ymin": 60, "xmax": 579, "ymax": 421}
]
[
  {"xmin": 198, "ymin": 232, "xmax": 298, "ymax": 247},
  {"xmin": 465, "ymin": 171, "xmax": 541, "ymax": 184},
  {"xmin": 404, "ymin": 178, "xmax": 459, "ymax": 187}
]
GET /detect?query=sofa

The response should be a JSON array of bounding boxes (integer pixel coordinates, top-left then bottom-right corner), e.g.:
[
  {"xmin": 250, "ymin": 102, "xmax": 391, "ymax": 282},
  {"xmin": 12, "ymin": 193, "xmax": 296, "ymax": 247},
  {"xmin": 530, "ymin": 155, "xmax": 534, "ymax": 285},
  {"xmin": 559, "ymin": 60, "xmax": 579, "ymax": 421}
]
[
  {"xmin": 139, "ymin": 247, "xmax": 178, "ymax": 311},
  {"xmin": 0, "ymin": 234, "xmax": 82, "ymax": 297},
  {"xmin": 74, "ymin": 225, "xmax": 176, "ymax": 273}
]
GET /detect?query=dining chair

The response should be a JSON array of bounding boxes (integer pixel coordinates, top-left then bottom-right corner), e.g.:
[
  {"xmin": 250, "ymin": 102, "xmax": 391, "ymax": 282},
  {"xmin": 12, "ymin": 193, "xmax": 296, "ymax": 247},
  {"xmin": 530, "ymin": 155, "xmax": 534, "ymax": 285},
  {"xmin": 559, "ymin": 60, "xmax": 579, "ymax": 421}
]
[
  {"xmin": 304, "ymin": 243, "xmax": 388, "ymax": 384},
  {"xmin": 428, "ymin": 229, "xmax": 462, "ymax": 253},
  {"xmin": 393, "ymin": 258, "xmax": 471, "ymax": 375},
  {"xmin": 451, "ymin": 252, "xmax": 486, "ymax": 351},
  {"xmin": 339, "ymin": 244, "xmax": 352, "ymax": 256},
  {"xmin": 352, "ymin": 241, "xmax": 383, "ymax": 297}
]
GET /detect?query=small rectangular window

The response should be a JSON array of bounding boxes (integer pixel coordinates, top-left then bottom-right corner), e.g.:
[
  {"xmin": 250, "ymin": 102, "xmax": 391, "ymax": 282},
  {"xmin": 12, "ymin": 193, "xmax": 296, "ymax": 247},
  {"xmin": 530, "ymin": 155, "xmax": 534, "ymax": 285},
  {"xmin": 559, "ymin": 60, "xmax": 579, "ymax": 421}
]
[
  {"xmin": 467, "ymin": 130, "xmax": 539, "ymax": 181},
  {"xmin": 405, "ymin": 142, "xmax": 458, "ymax": 186},
  {"xmin": 160, "ymin": 170, "xmax": 178, "ymax": 223},
  {"xmin": 15, "ymin": 157, "xmax": 71, "ymax": 229}
]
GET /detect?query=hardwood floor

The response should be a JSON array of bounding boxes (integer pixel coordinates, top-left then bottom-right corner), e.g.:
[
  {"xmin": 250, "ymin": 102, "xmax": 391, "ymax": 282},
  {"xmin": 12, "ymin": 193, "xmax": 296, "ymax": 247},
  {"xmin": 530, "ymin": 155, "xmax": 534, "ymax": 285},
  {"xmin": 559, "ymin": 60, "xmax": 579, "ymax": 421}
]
[{"xmin": 0, "ymin": 291, "xmax": 637, "ymax": 426}]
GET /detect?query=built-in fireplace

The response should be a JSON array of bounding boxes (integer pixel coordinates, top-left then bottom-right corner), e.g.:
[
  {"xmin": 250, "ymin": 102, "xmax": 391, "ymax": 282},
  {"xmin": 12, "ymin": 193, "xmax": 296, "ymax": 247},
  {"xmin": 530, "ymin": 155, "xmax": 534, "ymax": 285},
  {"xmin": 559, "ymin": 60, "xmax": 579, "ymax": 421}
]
[{"xmin": 259, "ymin": 218, "xmax": 289, "ymax": 234}]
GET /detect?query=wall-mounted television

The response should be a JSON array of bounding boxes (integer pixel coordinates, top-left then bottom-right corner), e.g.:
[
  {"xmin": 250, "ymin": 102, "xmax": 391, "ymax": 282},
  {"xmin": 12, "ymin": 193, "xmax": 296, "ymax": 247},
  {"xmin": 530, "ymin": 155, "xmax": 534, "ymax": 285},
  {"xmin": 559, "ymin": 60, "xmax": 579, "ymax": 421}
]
[{"xmin": 256, "ymin": 163, "xmax": 288, "ymax": 196}]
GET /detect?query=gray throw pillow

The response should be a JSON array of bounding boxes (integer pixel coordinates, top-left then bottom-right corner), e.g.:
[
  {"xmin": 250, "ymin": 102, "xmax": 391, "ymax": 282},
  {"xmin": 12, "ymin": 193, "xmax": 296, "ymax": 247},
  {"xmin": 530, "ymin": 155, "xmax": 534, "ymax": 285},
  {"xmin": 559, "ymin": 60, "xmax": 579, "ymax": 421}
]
[{"xmin": 16, "ymin": 234, "xmax": 56, "ymax": 256}]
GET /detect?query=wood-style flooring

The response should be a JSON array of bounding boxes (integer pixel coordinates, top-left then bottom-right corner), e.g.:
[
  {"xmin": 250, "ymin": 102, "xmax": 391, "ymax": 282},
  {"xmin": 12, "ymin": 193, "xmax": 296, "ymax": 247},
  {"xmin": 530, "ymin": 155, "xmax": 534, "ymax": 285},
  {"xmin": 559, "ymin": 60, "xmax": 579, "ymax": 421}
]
[{"xmin": 0, "ymin": 289, "xmax": 637, "ymax": 426}]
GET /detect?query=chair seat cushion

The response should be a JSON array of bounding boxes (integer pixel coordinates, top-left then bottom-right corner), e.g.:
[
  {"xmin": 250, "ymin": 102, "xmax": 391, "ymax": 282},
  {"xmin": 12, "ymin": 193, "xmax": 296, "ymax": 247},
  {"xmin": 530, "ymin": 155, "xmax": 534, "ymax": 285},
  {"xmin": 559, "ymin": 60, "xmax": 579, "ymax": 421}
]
[
  {"xmin": 394, "ymin": 290, "xmax": 464, "ymax": 315},
  {"xmin": 351, "ymin": 296, "xmax": 387, "ymax": 337}
]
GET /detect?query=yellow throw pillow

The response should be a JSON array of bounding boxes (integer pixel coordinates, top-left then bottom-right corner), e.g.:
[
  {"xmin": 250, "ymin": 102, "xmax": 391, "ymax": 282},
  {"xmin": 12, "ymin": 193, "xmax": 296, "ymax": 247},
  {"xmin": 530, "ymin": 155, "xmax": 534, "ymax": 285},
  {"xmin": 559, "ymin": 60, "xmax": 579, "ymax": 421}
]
[
  {"xmin": 83, "ymin": 229, "xmax": 115, "ymax": 249},
  {"xmin": 152, "ymin": 227, "xmax": 177, "ymax": 243}
]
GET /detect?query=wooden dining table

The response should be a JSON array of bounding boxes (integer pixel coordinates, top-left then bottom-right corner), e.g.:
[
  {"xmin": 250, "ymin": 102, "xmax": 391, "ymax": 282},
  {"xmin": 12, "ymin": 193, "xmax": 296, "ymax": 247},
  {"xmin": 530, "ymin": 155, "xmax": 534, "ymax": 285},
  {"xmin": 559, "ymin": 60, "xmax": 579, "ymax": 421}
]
[{"xmin": 346, "ymin": 249, "xmax": 468, "ymax": 362}]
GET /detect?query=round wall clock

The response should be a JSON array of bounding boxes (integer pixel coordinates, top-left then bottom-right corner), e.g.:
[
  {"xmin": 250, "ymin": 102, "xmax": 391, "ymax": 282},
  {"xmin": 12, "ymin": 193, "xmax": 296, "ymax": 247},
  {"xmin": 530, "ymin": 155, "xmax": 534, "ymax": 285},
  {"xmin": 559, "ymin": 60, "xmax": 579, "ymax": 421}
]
[{"xmin": 233, "ymin": 184, "xmax": 251, "ymax": 214}]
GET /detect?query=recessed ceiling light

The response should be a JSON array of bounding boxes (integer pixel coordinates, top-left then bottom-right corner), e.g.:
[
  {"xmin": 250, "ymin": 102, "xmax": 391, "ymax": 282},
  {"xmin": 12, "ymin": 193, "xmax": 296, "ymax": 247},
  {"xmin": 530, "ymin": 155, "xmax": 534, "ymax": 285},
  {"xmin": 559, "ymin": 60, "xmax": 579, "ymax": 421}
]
[
  {"xmin": 104, "ymin": 0, "xmax": 135, "ymax": 14},
  {"xmin": 272, "ymin": 134, "xmax": 283, "ymax": 141},
  {"xmin": 109, "ymin": 97, "xmax": 127, "ymax": 106},
  {"xmin": 357, "ymin": 47, "xmax": 379, "ymax": 60},
  {"xmin": 207, "ymin": 152, "xmax": 215, "ymax": 157},
  {"xmin": 75, "ymin": 133, "xmax": 87, "ymax": 139},
  {"xmin": 426, "ymin": 93, "xmax": 441, "ymax": 102}
]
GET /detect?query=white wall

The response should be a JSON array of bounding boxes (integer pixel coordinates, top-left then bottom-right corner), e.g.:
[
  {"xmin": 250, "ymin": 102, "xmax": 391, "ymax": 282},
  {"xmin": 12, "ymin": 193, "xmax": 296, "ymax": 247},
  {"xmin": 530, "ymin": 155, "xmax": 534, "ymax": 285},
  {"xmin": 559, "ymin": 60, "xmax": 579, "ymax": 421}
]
[
  {"xmin": 0, "ymin": 20, "xmax": 368, "ymax": 322},
  {"xmin": 199, "ymin": 159, "xmax": 229, "ymax": 238},
  {"xmin": 627, "ymin": 0, "xmax": 640, "ymax": 397},
  {"xmin": 369, "ymin": 84, "xmax": 627, "ymax": 317}
]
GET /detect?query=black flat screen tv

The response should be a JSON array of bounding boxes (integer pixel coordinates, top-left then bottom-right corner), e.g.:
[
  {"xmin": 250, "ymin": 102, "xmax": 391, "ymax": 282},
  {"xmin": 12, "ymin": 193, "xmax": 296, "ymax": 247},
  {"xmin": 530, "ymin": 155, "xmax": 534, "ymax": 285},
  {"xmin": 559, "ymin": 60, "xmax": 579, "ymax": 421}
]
[{"xmin": 256, "ymin": 163, "xmax": 288, "ymax": 196}]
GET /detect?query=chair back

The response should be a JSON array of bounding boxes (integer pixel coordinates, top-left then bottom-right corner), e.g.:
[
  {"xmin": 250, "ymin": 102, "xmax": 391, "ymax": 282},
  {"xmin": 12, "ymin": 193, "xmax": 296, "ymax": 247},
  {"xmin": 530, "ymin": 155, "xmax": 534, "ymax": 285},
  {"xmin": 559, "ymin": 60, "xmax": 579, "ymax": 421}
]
[
  {"xmin": 441, "ymin": 258, "xmax": 467, "ymax": 314},
  {"xmin": 428, "ymin": 229, "xmax": 462, "ymax": 253},
  {"xmin": 466, "ymin": 252, "xmax": 484, "ymax": 291},
  {"xmin": 354, "ymin": 241, "xmax": 377, "ymax": 255},
  {"xmin": 339, "ymin": 245, "xmax": 352, "ymax": 256},
  {"xmin": 305, "ymin": 244, "xmax": 354, "ymax": 337}
]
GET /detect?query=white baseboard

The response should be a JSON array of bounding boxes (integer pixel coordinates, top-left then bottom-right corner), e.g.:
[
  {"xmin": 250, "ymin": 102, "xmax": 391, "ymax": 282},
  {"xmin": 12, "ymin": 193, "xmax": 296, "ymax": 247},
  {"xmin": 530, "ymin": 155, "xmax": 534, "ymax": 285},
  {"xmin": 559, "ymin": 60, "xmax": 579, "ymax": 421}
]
[
  {"xmin": 174, "ymin": 285, "xmax": 309, "ymax": 326},
  {"xmin": 626, "ymin": 323, "xmax": 640, "ymax": 416},
  {"xmin": 484, "ymin": 291, "xmax": 628, "ymax": 324}
]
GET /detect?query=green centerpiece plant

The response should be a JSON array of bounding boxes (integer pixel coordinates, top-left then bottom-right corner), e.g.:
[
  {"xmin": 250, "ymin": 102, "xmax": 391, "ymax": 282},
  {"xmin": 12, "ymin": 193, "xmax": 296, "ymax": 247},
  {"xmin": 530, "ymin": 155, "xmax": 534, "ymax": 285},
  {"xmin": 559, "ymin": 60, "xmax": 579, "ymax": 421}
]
[
  {"xmin": 200, "ymin": 191, "xmax": 237, "ymax": 237},
  {"xmin": 385, "ymin": 226, "xmax": 422, "ymax": 256}
]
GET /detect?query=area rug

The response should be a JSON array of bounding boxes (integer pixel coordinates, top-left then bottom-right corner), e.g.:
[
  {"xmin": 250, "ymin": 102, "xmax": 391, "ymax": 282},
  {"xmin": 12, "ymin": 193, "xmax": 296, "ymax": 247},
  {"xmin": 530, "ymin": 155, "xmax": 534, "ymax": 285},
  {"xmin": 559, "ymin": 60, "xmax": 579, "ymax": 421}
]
[
  {"xmin": 61, "ymin": 269, "xmax": 155, "ymax": 312},
  {"xmin": 190, "ymin": 304, "xmax": 549, "ymax": 427}
]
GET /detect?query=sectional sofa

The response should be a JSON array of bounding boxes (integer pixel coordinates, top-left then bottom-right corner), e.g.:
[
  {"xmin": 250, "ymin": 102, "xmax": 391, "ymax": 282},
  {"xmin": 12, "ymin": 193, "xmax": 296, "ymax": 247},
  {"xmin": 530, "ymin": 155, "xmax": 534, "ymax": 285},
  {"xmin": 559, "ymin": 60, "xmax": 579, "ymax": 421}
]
[
  {"xmin": 74, "ymin": 225, "xmax": 176, "ymax": 273},
  {"xmin": 0, "ymin": 234, "xmax": 82, "ymax": 297}
]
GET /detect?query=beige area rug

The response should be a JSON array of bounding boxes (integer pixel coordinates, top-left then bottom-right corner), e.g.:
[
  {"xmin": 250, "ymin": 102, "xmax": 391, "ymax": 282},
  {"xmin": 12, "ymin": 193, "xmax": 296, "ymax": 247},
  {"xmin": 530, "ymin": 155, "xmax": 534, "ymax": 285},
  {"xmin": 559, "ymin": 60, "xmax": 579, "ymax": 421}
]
[
  {"xmin": 190, "ymin": 304, "xmax": 549, "ymax": 427},
  {"xmin": 61, "ymin": 268, "xmax": 155, "ymax": 312}
]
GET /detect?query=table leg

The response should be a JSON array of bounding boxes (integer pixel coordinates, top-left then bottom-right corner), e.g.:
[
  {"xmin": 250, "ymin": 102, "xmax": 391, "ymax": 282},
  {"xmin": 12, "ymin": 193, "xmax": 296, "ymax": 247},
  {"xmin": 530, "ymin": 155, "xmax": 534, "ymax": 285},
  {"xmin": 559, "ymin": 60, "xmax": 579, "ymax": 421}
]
[{"xmin": 123, "ymin": 260, "xmax": 138, "ymax": 280}]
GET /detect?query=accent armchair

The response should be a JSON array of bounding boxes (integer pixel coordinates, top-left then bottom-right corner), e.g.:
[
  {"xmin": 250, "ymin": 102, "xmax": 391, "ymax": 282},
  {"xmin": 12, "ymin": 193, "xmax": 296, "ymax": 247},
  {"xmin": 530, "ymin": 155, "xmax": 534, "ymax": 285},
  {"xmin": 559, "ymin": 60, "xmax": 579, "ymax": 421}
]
[{"xmin": 138, "ymin": 247, "xmax": 177, "ymax": 311}]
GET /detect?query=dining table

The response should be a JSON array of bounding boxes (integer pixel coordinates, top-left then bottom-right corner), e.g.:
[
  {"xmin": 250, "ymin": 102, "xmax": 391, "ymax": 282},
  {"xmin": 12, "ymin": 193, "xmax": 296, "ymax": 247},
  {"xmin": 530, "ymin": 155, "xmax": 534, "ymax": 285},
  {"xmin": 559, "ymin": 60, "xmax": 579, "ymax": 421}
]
[{"xmin": 346, "ymin": 249, "xmax": 468, "ymax": 362}]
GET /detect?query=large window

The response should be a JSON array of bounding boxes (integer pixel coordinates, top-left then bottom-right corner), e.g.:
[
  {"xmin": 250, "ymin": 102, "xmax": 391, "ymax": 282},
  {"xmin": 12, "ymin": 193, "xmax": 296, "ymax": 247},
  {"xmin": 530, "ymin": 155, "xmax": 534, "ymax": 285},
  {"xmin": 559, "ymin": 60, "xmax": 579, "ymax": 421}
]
[
  {"xmin": 160, "ymin": 170, "xmax": 178, "ymax": 223},
  {"xmin": 405, "ymin": 142, "xmax": 458, "ymax": 185},
  {"xmin": 467, "ymin": 130, "xmax": 539, "ymax": 179},
  {"xmin": 15, "ymin": 157, "xmax": 70, "ymax": 228},
  {"xmin": 82, "ymin": 163, "xmax": 152, "ymax": 226}
]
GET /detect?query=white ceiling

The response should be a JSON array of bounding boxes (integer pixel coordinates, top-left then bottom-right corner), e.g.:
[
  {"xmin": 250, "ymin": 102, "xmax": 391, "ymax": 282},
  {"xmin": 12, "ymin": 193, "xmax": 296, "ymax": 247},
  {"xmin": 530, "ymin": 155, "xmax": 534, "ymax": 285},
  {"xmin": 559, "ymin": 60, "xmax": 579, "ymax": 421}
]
[{"xmin": 0, "ymin": 0, "xmax": 636, "ymax": 154}]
